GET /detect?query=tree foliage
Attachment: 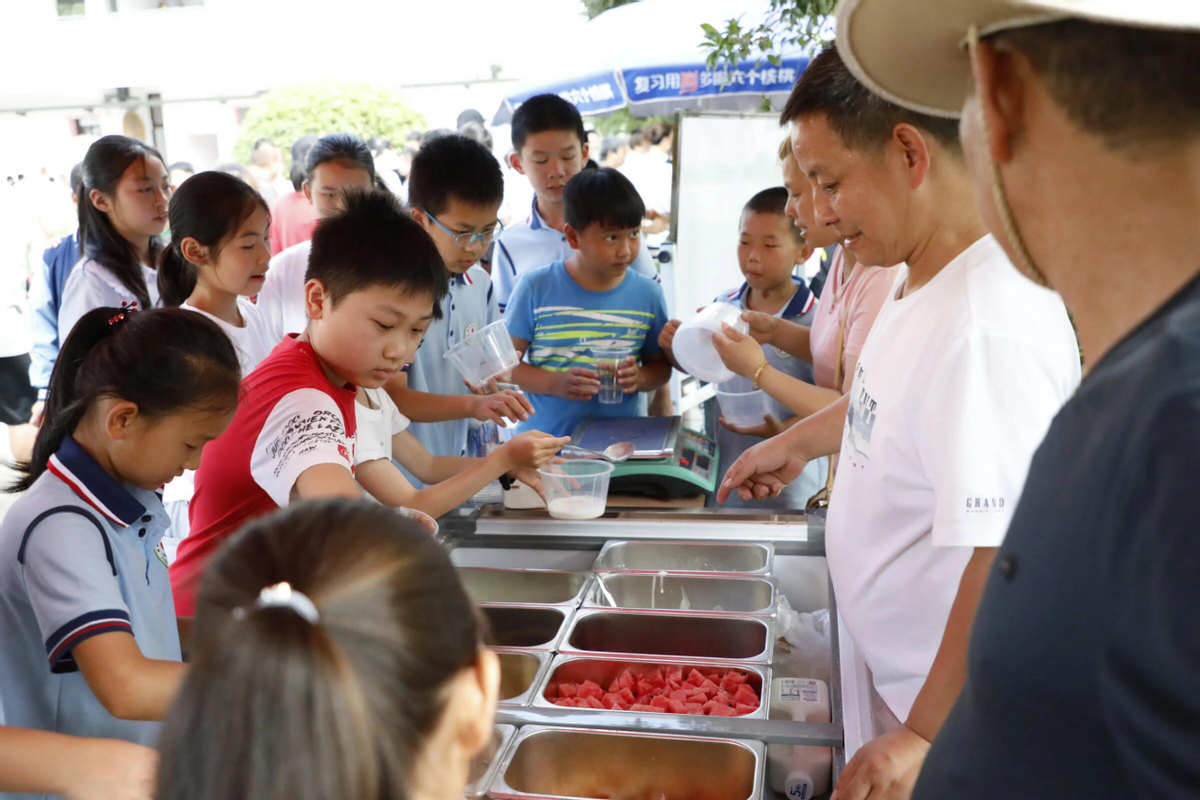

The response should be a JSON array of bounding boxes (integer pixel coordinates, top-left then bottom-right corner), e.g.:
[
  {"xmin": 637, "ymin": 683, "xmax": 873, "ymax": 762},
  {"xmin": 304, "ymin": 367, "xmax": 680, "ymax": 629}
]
[
  {"xmin": 580, "ymin": 0, "xmax": 637, "ymax": 19},
  {"xmin": 233, "ymin": 82, "xmax": 426, "ymax": 167},
  {"xmin": 701, "ymin": 0, "xmax": 835, "ymax": 70}
]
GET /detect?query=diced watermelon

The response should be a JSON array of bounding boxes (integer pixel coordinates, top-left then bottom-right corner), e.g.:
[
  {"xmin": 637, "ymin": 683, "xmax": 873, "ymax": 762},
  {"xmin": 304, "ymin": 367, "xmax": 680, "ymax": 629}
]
[
  {"xmin": 723, "ymin": 670, "xmax": 747, "ymax": 686},
  {"xmin": 647, "ymin": 673, "xmax": 666, "ymax": 689},
  {"xmin": 666, "ymin": 678, "xmax": 683, "ymax": 691},
  {"xmin": 618, "ymin": 670, "xmax": 637, "ymax": 691},
  {"xmin": 630, "ymin": 703, "xmax": 660, "ymax": 713},
  {"xmin": 686, "ymin": 669, "xmax": 707, "ymax": 687},
  {"xmin": 637, "ymin": 678, "xmax": 656, "ymax": 696},
  {"xmin": 583, "ymin": 695, "xmax": 605, "ymax": 709},
  {"xmin": 650, "ymin": 695, "xmax": 672, "ymax": 710},
  {"xmin": 668, "ymin": 699, "xmax": 688, "ymax": 715},
  {"xmin": 603, "ymin": 694, "xmax": 622, "ymax": 710},
  {"xmin": 720, "ymin": 675, "xmax": 745, "ymax": 693},
  {"xmin": 669, "ymin": 689, "xmax": 692, "ymax": 704},
  {"xmin": 685, "ymin": 702, "xmax": 705, "ymax": 715},
  {"xmin": 709, "ymin": 703, "xmax": 738, "ymax": 717},
  {"xmin": 702, "ymin": 700, "xmax": 719, "ymax": 715},
  {"xmin": 699, "ymin": 678, "xmax": 720, "ymax": 695},
  {"xmin": 553, "ymin": 697, "xmax": 575, "ymax": 707},
  {"xmin": 733, "ymin": 684, "xmax": 759, "ymax": 707},
  {"xmin": 618, "ymin": 687, "xmax": 636, "ymax": 705},
  {"xmin": 734, "ymin": 703, "xmax": 757, "ymax": 716},
  {"xmin": 608, "ymin": 679, "xmax": 622, "ymax": 693},
  {"xmin": 578, "ymin": 680, "xmax": 604, "ymax": 700},
  {"xmin": 635, "ymin": 693, "xmax": 654, "ymax": 706},
  {"xmin": 714, "ymin": 690, "xmax": 733, "ymax": 706},
  {"xmin": 558, "ymin": 683, "xmax": 578, "ymax": 699},
  {"xmin": 687, "ymin": 691, "xmax": 710, "ymax": 705},
  {"xmin": 667, "ymin": 665, "xmax": 684, "ymax": 683}
]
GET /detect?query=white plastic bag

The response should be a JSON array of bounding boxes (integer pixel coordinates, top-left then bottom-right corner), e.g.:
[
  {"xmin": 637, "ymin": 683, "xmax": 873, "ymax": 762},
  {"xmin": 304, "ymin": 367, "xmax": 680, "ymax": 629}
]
[{"xmin": 773, "ymin": 595, "xmax": 832, "ymax": 684}]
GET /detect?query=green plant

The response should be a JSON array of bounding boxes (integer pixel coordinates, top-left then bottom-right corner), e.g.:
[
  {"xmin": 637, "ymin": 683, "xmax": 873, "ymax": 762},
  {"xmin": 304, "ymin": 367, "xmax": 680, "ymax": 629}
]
[
  {"xmin": 701, "ymin": 0, "xmax": 835, "ymax": 70},
  {"xmin": 233, "ymin": 83, "xmax": 426, "ymax": 168},
  {"xmin": 587, "ymin": 108, "xmax": 671, "ymax": 136},
  {"xmin": 580, "ymin": 0, "xmax": 638, "ymax": 20}
]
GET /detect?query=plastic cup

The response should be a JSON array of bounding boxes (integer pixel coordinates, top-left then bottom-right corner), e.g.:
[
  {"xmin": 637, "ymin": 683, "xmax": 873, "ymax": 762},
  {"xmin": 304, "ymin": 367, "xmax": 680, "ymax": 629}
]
[
  {"xmin": 590, "ymin": 344, "xmax": 634, "ymax": 405},
  {"xmin": 443, "ymin": 319, "xmax": 521, "ymax": 387},
  {"xmin": 539, "ymin": 460, "xmax": 615, "ymax": 520},
  {"xmin": 717, "ymin": 384, "xmax": 772, "ymax": 428},
  {"xmin": 673, "ymin": 302, "xmax": 750, "ymax": 384}
]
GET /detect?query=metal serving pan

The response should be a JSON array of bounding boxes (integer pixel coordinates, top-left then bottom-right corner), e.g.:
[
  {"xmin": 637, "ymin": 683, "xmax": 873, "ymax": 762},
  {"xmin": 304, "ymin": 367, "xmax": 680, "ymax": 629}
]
[
  {"xmin": 558, "ymin": 608, "xmax": 773, "ymax": 665},
  {"xmin": 531, "ymin": 654, "xmax": 769, "ymax": 720},
  {"xmin": 481, "ymin": 604, "xmax": 572, "ymax": 652},
  {"xmin": 488, "ymin": 725, "xmax": 765, "ymax": 800},
  {"xmin": 592, "ymin": 540, "xmax": 774, "ymax": 576},
  {"xmin": 459, "ymin": 568, "xmax": 592, "ymax": 608},
  {"xmin": 586, "ymin": 572, "xmax": 777, "ymax": 617},
  {"xmin": 496, "ymin": 648, "xmax": 552, "ymax": 707},
  {"xmin": 465, "ymin": 724, "xmax": 516, "ymax": 800}
]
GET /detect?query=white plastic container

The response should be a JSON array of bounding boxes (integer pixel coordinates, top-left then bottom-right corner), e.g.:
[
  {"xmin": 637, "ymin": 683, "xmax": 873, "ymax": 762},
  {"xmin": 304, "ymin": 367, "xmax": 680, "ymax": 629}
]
[
  {"xmin": 717, "ymin": 385, "xmax": 772, "ymax": 427},
  {"xmin": 673, "ymin": 302, "xmax": 750, "ymax": 384},
  {"xmin": 539, "ymin": 460, "xmax": 614, "ymax": 520},
  {"xmin": 443, "ymin": 319, "xmax": 521, "ymax": 387},
  {"xmin": 768, "ymin": 677, "xmax": 833, "ymax": 800}
]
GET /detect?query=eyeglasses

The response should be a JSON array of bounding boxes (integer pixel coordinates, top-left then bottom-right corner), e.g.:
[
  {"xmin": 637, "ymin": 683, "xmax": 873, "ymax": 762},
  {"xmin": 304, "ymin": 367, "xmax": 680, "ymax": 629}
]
[{"xmin": 418, "ymin": 209, "xmax": 504, "ymax": 249}]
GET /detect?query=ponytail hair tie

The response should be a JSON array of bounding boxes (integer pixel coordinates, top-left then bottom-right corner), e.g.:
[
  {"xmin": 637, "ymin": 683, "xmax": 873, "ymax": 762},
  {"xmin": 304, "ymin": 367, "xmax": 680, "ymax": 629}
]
[
  {"xmin": 234, "ymin": 581, "xmax": 320, "ymax": 625},
  {"xmin": 108, "ymin": 301, "xmax": 139, "ymax": 327}
]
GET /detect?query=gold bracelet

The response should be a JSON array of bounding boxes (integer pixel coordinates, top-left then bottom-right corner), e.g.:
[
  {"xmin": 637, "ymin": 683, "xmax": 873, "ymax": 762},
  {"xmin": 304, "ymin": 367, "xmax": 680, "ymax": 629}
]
[{"xmin": 751, "ymin": 361, "xmax": 769, "ymax": 389}]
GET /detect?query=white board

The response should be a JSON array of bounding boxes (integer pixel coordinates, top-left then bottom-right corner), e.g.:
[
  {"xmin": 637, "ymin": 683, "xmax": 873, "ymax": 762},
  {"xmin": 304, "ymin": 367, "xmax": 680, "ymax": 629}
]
[{"xmin": 665, "ymin": 111, "xmax": 790, "ymax": 320}]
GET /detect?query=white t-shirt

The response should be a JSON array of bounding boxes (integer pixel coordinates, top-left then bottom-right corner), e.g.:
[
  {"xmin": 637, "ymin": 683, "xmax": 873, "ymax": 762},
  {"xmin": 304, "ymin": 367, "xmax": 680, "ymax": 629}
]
[
  {"xmin": 354, "ymin": 387, "xmax": 410, "ymax": 466},
  {"xmin": 826, "ymin": 234, "xmax": 1081, "ymax": 721},
  {"xmin": 255, "ymin": 239, "xmax": 312, "ymax": 345},
  {"xmin": 182, "ymin": 298, "xmax": 278, "ymax": 376},
  {"xmin": 58, "ymin": 259, "xmax": 160, "ymax": 349},
  {"xmin": 162, "ymin": 298, "xmax": 279, "ymax": 534}
]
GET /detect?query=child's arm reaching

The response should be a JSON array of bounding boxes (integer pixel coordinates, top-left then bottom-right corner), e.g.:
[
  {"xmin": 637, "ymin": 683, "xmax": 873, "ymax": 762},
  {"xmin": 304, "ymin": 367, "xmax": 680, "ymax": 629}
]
[
  {"xmin": 72, "ymin": 634, "xmax": 187, "ymax": 722},
  {"xmin": 0, "ymin": 727, "xmax": 157, "ymax": 800},
  {"xmin": 511, "ymin": 337, "xmax": 602, "ymax": 401},
  {"xmin": 385, "ymin": 372, "xmax": 533, "ymax": 427},
  {"xmin": 741, "ymin": 310, "xmax": 814, "ymax": 363},
  {"xmin": 358, "ymin": 430, "xmax": 570, "ymax": 516}
]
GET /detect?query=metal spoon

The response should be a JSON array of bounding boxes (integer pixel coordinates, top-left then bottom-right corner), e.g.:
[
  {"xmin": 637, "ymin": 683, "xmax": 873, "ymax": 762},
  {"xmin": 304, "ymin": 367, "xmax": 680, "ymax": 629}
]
[{"xmin": 565, "ymin": 441, "xmax": 636, "ymax": 463}]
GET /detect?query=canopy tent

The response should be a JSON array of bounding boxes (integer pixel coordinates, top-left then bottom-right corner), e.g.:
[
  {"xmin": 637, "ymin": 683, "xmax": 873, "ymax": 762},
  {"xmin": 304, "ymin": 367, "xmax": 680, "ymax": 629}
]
[{"xmin": 491, "ymin": 0, "xmax": 814, "ymax": 124}]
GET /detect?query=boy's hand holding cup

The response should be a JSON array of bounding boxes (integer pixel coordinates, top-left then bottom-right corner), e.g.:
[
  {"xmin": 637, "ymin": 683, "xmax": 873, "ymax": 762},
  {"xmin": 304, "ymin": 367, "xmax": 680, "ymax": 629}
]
[{"xmin": 555, "ymin": 366, "xmax": 601, "ymax": 401}]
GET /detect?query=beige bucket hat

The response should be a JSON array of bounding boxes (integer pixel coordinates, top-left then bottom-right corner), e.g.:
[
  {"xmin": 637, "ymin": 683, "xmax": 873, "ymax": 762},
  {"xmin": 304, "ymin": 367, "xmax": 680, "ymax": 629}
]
[{"xmin": 834, "ymin": 0, "xmax": 1200, "ymax": 118}]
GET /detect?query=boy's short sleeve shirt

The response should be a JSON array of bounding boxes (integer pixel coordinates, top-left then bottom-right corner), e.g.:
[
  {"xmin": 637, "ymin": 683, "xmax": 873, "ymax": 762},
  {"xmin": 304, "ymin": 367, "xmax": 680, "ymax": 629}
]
[
  {"xmin": 398, "ymin": 266, "xmax": 496, "ymax": 486},
  {"xmin": 255, "ymin": 239, "xmax": 312, "ymax": 345},
  {"xmin": 356, "ymin": 387, "xmax": 410, "ymax": 466},
  {"xmin": 171, "ymin": 335, "xmax": 358, "ymax": 616},
  {"xmin": 493, "ymin": 196, "xmax": 659, "ymax": 313},
  {"xmin": 714, "ymin": 277, "xmax": 827, "ymax": 509},
  {"xmin": 509, "ymin": 261, "xmax": 668, "ymax": 438},
  {"xmin": 0, "ymin": 437, "xmax": 177, "ymax": 747}
]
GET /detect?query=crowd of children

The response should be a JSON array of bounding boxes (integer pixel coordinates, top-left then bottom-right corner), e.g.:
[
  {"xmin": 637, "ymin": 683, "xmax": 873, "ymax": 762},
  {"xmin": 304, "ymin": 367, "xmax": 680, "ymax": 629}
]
[{"xmin": 0, "ymin": 91, "xmax": 846, "ymax": 800}]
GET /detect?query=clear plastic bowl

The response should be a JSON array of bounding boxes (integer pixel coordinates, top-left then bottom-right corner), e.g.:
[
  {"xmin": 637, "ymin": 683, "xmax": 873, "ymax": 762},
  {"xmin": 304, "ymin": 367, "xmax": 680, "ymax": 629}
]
[
  {"xmin": 673, "ymin": 302, "xmax": 750, "ymax": 384},
  {"xmin": 717, "ymin": 386, "xmax": 772, "ymax": 428},
  {"xmin": 443, "ymin": 319, "xmax": 521, "ymax": 387},
  {"xmin": 539, "ymin": 460, "xmax": 615, "ymax": 520}
]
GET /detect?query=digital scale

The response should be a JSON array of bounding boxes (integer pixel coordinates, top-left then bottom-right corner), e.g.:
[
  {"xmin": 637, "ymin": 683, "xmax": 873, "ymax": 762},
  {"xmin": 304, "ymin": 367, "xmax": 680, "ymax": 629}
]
[{"xmin": 569, "ymin": 416, "xmax": 719, "ymax": 500}]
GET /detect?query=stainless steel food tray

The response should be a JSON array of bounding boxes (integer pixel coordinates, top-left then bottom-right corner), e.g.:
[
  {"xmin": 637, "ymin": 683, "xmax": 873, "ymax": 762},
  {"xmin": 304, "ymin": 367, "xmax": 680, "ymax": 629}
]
[
  {"xmin": 487, "ymin": 725, "xmax": 765, "ymax": 800},
  {"xmin": 531, "ymin": 654, "xmax": 769, "ymax": 720},
  {"xmin": 481, "ymin": 604, "xmax": 573, "ymax": 652},
  {"xmin": 496, "ymin": 648, "xmax": 552, "ymax": 707},
  {"xmin": 459, "ymin": 567, "xmax": 592, "ymax": 608},
  {"xmin": 465, "ymin": 724, "xmax": 516, "ymax": 799},
  {"xmin": 592, "ymin": 539, "xmax": 774, "ymax": 576},
  {"xmin": 586, "ymin": 572, "xmax": 778, "ymax": 617},
  {"xmin": 558, "ymin": 608, "xmax": 773, "ymax": 665}
]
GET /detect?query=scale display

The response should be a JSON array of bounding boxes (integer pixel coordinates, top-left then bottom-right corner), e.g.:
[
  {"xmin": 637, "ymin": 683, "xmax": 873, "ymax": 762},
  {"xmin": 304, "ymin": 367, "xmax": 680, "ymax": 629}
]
[{"xmin": 571, "ymin": 417, "xmax": 719, "ymax": 500}]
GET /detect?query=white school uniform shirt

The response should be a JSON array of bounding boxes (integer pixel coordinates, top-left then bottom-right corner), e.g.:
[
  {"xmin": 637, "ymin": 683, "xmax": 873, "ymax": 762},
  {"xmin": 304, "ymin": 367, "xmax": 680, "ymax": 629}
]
[
  {"xmin": 492, "ymin": 196, "xmax": 660, "ymax": 313},
  {"xmin": 161, "ymin": 299, "xmax": 277, "ymax": 549},
  {"xmin": 58, "ymin": 259, "xmax": 159, "ymax": 347},
  {"xmin": 255, "ymin": 239, "xmax": 312, "ymax": 344},
  {"xmin": 354, "ymin": 387, "xmax": 411, "ymax": 466},
  {"xmin": 0, "ymin": 437, "xmax": 178, "ymax": 771},
  {"xmin": 825, "ymin": 234, "xmax": 1081, "ymax": 721}
]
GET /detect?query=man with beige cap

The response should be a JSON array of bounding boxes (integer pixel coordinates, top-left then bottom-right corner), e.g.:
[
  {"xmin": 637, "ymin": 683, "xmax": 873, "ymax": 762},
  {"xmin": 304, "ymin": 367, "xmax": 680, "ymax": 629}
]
[{"xmin": 832, "ymin": 1, "xmax": 1199, "ymax": 797}]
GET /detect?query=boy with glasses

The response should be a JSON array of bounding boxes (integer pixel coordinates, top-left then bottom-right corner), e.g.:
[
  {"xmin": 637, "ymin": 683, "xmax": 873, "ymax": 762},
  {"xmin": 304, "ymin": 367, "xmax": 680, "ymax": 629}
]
[{"xmin": 388, "ymin": 134, "xmax": 533, "ymax": 484}]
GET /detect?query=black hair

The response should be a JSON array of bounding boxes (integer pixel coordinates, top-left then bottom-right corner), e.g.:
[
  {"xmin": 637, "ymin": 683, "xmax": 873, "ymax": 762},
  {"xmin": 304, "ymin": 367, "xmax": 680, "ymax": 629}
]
[
  {"xmin": 600, "ymin": 136, "xmax": 625, "ymax": 161},
  {"xmin": 11, "ymin": 307, "xmax": 241, "ymax": 493},
  {"xmin": 649, "ymin": 122, "xmax": 674, "ymax": 145},
  {"xmin": 169, "ymin": 161, "xmax": 195, "ymax": 175},
  {"xmin": 158, "ymin": 172, "xmax": 271, "ymax": 307},
  {"xmin": 252, "ymin": 138, "xmax": 273, "ymax": 151},
  {"xmin": 743, "ymin": 187, "xmax": 805, "ymax": 243},
  {"xmin": 421, "ymin": 128, "xmax": 455, "ymax": 147},
  {"xmin": 290, "ymin": 135, "xmax": 319, "ymax": 192},
  {"xmin": 510, "ymin": 94, "xmax": 586, "ymax": 152},
  {"xmin": 366, "ymin": 136, "xmax": 391, "ymax": 158},
  {"xmin": 457, "ymin": 120, "xmax": 493, "ymax": 152},
  {"xmin": 306, "ymin": 189, "xmax": 447, "ymax": 316},
  {"xmin": 563, "ymin": 167, "xmax": 644, "ymax": 232},
  {"xmin": 780, "ymin": 44, "xmax": 961, "ymax": 156},
  {"xmin": 304, "ymin": 133, "xmax": 375, "ymax": 184},
  {"xmin": 157, "ymin": 499, "xmax": 487, "ymax": 800},
  {"xmin": 406, "ymin": 130, "xmax": 423, "ymax": 142},
  {"xmin": 77, "ymin": 135, "xmax": 168, "ymax": 310},
  {"xmin": 68, "ymin": 163, "xmax": 83, "ymax": 194},
  {"xmin": 628, "ymin": 128, "xmax": 644, "ymax": 149},
  {"xmin": 407, "ymin": 134, "xmax": 503, "ymax": 218},
  {"xmin": 216, "ymin": 163, "xmax": 257, "ymax": 188},
  {"xmin": 457, "ymin": 108, "xmax": 485, "ymax": 129}
]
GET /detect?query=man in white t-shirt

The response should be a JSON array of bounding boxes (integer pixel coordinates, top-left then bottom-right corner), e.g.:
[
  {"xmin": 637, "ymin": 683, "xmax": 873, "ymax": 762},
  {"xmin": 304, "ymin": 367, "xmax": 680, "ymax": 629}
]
[{"xmin": 719, "ymin": 45, "xmax": 1080, "ymax": 798}]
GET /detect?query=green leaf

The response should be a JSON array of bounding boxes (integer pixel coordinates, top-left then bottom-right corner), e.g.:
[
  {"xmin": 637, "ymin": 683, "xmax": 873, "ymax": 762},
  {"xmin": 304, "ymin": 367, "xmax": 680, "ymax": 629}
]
[
  {"xmin": 701, "ymin": 22, "xmax": 718, "ymax": 35},
  {"xmin": 768, "ymin": 54, "xmax": 782, "ymax": 66}
]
